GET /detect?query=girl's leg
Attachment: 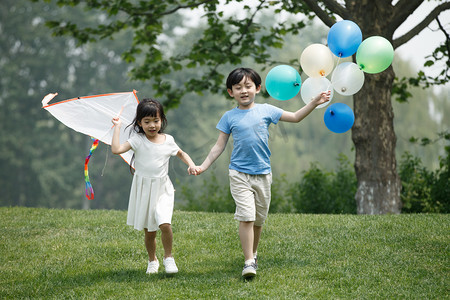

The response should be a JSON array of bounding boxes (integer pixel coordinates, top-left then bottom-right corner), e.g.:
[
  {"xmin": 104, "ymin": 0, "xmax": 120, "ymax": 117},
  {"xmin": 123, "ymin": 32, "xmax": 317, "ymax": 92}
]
[
  {"xmin": 159, "ymin": 223, "xmax": 173, "ymax": 258},
  {"xmin": 239, "ymin": 221, "xmax": 255, "ymax": 261},
  {"xmin": 144, "ymin": 228, "xmax": 157, "ymax": 261}
]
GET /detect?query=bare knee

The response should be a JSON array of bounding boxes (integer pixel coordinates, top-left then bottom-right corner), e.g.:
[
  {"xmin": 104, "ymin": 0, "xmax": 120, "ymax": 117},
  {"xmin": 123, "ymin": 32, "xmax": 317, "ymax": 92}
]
[
  {"xmin": 144, "ymin": 228, "xmax": 157, "ymax": 239},
  {"xmin": 159, "ymin": 223, "xmax": 172, "ymax": 232}
]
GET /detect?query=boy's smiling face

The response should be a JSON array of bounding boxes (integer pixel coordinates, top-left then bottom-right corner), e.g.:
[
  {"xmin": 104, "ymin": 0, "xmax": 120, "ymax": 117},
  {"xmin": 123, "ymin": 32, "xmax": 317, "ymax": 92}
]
[{"xmin": 227, "ymin": 76, "xmax": 261, "ymax": 109}]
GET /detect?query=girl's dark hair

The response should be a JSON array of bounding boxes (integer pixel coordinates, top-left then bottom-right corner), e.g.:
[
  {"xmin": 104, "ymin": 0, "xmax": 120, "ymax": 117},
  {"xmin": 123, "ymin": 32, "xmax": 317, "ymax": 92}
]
[
  {"xmin": 129, "ymin": 98, "xmax": 167, "ymax": 135},
  {"xmin": 127, "ymin": 98, "xmax": 167, "ymax": 174},
  {"xmin": 226, "ymin": 68, "xmax": 262, "ymax": 90}
]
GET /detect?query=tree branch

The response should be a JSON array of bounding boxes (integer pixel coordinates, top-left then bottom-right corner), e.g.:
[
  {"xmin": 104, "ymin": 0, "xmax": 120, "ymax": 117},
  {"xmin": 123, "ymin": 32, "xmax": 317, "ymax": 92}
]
[
  {"xmin": 121, "ymin": 0, "xmax": 217, "ymax": 17},
  {"xmin": 389, "ymin": 0, "xmax": 424, "ymax": 36},
  {"xmin": 393, "ymin": 2, "xmax": 450, "ymax": 49},
  {"xmin": 302, "ymin": 0, "xmax": 344, "ymax": 28},
  {"xmin": 323, "ymin": 0, "xmax": 351, "ymax": 20}
]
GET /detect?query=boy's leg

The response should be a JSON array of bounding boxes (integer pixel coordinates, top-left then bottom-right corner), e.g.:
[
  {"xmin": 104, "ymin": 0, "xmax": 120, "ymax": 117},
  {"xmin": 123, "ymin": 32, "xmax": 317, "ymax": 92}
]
[
  {"xmin": 159, "ymin": 223, "xmax": 173, "ymax": 259},
  {"xmin": 253, "ymin": 225, "xmax": 263, "ymax": 254},
  {"xmin": 144, "ymin": 228, "xmax": 157, "ymax": 261},
  {"xmin": 239, "ymin": 221, "xmax": 255, "ymax": 261}
]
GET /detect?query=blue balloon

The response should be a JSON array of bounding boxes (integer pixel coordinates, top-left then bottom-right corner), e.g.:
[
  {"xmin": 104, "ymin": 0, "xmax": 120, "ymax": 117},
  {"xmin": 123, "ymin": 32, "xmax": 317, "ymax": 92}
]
[
  {"xmin": 327, "ymin": 20, "xmax": 362, "ymax": 58},
  {"xmin": 323, "ymin": 103, "xmax": 355, "ymax": 133},
  {"xmin": 265, "ymin": 65, "xmax": 301, "ymax": 101}
]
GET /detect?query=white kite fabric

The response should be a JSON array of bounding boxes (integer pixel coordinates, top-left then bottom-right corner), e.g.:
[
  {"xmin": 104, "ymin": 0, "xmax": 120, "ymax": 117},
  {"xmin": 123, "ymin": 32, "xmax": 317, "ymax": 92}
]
[
  {"xmin": 42, "ymin": 91, "xmax": 139, "ymax": 165},
  {"xmin": 42, "ymin": 91, "xmax": 139, "ymax": 200}
]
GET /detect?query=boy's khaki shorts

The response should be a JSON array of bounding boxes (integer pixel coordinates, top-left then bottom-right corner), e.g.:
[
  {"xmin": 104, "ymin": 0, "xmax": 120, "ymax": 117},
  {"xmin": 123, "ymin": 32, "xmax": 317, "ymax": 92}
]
[{"xmin": 229, "ymin": 169, "xmax": 272, "ymax": 226}]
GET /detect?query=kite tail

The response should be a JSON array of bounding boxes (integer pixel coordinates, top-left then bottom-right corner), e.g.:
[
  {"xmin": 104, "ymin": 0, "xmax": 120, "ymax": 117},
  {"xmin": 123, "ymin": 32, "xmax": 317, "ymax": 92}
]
[{"xmin": 84, "ymin": 138, "xmax": 99, "ymax": 200}]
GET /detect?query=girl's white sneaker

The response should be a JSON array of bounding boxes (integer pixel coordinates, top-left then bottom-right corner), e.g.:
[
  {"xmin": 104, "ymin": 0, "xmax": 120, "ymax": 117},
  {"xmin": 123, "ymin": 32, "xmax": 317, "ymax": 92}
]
[
  {"xmin": 163, "ymin": 257, "xmax": 178, "ymax": 274},
  {"xmin": 146, "ymin": 259, "xmax": 160, "ymax": 274}
]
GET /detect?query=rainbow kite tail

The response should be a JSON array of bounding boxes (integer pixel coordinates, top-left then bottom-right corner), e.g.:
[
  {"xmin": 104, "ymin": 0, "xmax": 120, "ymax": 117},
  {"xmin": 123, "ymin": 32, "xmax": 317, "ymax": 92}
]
[{"xmin": 84, "ymin": 138, "xmax": 99, "ymax": 200}]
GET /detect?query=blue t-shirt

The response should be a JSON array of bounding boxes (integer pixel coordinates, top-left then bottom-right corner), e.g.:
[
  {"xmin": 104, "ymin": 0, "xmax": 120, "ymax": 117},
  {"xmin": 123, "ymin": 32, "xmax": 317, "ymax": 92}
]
[{"xmin": 216, "ymin": 103, "xmax": 283, "ymax": 175}]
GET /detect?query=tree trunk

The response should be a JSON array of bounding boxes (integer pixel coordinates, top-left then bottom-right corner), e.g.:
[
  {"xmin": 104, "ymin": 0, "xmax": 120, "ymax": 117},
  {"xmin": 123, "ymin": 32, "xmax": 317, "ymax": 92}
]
[{"xmin": 352, "ymin": 67, "xmax": 402, "ymax": 214}]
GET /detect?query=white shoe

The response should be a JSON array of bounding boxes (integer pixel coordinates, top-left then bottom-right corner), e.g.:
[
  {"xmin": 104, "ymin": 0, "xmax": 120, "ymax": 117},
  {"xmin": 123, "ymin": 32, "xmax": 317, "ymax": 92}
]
[
  {"xmin": 242, "ymin": 260, "xmax": 257, "ymax": 278},
  {"xmin": 163, "ymin": 257, "xmax": 179, "ymax": 274},
  {"xmin": 146, "ymin": 259, "xmax": 159, "ymax": 274}
]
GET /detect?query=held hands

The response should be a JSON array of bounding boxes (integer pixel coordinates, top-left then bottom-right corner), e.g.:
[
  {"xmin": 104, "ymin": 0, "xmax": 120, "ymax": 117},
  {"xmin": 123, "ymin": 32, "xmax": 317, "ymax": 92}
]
[{"xmin": 188, "ymin": 166, "xmax": 203, "ymax": 176}]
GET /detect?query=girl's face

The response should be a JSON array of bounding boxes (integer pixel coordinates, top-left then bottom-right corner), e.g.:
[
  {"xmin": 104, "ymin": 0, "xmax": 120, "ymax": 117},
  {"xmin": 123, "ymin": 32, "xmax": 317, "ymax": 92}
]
[
  {"xmin": 138, "ymin": 113, "xmax": 161, "ymax": 139},
  {"xmin": 227, "ymin": 76, "xmax": 261, "ymax": 109}
]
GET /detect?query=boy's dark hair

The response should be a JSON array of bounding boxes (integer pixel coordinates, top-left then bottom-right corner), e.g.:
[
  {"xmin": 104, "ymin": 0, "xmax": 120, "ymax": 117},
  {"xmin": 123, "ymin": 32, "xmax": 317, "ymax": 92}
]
[{"xmin": 226, "ymin": 68, "xmax": 262, "ymax": 90}]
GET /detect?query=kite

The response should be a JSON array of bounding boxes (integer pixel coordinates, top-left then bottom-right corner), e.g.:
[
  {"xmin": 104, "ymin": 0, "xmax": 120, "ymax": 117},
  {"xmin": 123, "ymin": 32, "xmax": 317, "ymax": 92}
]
[{"xmin": 42, "ymin": 90, "xmax": 139, "ymax": 200}]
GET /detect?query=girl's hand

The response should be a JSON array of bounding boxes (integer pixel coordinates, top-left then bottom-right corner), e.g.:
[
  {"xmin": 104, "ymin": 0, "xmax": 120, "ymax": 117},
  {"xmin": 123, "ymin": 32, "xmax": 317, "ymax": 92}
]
[
  {"xmin": 112, "ymin": 117, "xmax": 122, "ymax": 127},
  {"xmin": 313, "ymin": 90, "xmax": 331, "ymax": 106},
  {"xmin": 188, "ymin": 166, "xmax": 199, "ymax": 176},
  {"xmin": 194, "ymin": 166, "xmax": 203, "ymax": 175}
]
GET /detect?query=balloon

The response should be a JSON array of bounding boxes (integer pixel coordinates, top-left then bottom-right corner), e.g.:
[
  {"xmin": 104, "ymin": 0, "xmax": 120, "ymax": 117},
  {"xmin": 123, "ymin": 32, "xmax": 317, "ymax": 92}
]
[
  {"xmin": 327, "ymin": 20, "xmax": 362, "ymax": 58},
  {"xmin": 265, "ymin": 65, "xmax": 301, "ymax": 101},
  {"xmin": 301, "ymin": 77, "xmax": 334, "ymax": 109},
  {"xmin": 356, "ymin": 36, "xmax": 394, "ymax": 74},
  {"xmin": 300, "ymin": 44, "xmax": 335, "ymax": 78},
  {"xmin": 331, "ymin": 62, "xmax": 365, "ymax": 96},
  {"xmin": 323, "ymin": 103, "xmax": 355, "ymax": 133}
]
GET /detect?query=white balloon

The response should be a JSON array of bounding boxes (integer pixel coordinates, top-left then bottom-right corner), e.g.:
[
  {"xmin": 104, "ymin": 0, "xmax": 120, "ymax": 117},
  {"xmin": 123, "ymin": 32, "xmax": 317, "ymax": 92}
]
[
  {"xmin": 300, "ymin": 77, "xmax": 334, "ymax": 109},
  {"xmin": 331, "ymin": 62, "xmax": 365, "ymax": 96},
  {"xmin": 300, "ymin": 44, "xmax": 335, "ymax": 78}
]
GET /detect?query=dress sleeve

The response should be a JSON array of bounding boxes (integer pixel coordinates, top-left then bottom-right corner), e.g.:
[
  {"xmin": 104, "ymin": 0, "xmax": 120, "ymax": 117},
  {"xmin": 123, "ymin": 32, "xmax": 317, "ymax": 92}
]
[
  {"xmin": 127, "ymin": 134, "xmax": 142, "ymax": 151},
  {"xmin": 167, "ymin": 135, "xmax": 181, "ymax": 156}
]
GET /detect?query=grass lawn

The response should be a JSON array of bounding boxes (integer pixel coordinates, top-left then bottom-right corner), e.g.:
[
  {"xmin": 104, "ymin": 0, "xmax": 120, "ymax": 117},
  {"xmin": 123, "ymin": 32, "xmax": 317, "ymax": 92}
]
[{"xmin": 0, "ymin": 207, "xmax": 448, "ymax": 299}]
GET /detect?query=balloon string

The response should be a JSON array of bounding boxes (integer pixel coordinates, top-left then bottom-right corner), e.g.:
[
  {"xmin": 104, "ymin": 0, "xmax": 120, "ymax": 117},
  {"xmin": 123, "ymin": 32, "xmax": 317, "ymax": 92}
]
[
  {"xmin": 327, "ymin": 54, "xmax": 342, "ymax": 92},
  {"xmin": 85, "ymin": 137, "xmax": 99, "ymax": 200}
]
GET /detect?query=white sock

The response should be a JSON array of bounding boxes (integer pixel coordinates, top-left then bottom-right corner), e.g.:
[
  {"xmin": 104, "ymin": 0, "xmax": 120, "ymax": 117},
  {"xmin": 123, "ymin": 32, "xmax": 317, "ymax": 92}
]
[
  {"xmin": 245, "ymin": 259, "xmax": 255, "ymax": 265},
  {"xmin": 253, "ymin": 252, "xmax": 257, "ymax": 259}
]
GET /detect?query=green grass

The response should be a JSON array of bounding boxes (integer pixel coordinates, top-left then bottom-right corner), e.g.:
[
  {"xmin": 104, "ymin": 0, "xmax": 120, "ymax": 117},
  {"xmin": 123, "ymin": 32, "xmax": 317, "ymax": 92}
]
[{"xmin": 1, "ymin": 207, "xmax": 448, "ymax": 299}]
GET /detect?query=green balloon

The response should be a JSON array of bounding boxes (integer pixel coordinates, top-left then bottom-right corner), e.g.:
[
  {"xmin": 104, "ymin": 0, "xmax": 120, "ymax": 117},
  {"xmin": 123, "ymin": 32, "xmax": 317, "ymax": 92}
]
[{"xmin": 356, "ymin": 36, "xmax": 394, "ymax": 74}]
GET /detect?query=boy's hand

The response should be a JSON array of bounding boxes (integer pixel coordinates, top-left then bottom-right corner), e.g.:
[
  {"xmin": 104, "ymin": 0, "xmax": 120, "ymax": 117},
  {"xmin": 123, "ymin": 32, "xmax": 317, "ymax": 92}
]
[
  {"xmin": 189, "ymin": 166, "xmax": 203, "ymax": 176},
  {"xmin": 313, "ymin": 90, "xmax": 331, "ymax": 106},
  {"xmin": 187, "ymin": 166, "xmax": 198, "ymax": 176}
]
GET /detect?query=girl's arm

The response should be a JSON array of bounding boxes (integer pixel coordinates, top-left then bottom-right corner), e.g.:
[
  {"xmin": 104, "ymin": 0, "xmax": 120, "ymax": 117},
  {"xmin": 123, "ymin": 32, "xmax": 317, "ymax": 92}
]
[
  {"xmin": 198, "ymin": 131, "xmax": 230, "ymax": 174},
  {"xmin": 111, "ymin": 117, "xmax": 132, "ymax": 154},
  {"xmin": 176, "ymin": 149, "xmax": 197, "ymax": 175},
  {"xmin": 280, "ymin": 91, "xmax": 331, "ymax": 123}
]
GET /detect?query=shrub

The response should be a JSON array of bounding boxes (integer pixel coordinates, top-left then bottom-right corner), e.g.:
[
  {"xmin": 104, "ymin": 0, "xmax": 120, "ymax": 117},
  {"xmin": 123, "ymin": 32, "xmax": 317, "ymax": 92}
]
[
  {"xmin": 177, "ymin": 172, "xmax": 235, "ymax": 213},
  {"xmin": 290, "ymin": 154, "xmax": 357, "ymax": 214},
  {"xmin": 399, "ymin": 148, "xmax": 449, "ymax": 213}
]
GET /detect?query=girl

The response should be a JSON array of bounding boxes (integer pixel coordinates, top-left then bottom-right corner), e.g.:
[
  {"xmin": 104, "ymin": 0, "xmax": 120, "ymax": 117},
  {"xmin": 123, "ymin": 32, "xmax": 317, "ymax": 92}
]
[{"xmin": 111, "ymin": 98, "xmax": 197, "ymax": 274}]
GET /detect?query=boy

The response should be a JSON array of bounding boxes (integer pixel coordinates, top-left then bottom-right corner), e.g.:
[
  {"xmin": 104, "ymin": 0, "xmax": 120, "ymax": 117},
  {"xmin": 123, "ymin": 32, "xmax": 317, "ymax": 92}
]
[{"xmin": 195, "ymin": 67, "xmax": 330, "ymax": 278}]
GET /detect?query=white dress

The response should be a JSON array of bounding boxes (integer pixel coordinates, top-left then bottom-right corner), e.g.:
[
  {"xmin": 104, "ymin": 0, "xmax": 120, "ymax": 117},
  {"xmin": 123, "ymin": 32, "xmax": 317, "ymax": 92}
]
[{"xmin": 126, "ymin": 133, "xmax": 180, "ymax": 231}]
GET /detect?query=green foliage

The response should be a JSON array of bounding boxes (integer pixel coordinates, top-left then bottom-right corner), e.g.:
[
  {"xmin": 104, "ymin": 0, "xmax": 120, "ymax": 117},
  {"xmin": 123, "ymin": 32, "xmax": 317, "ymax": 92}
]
[
  {"xmin": 177, "ymin": 172, "xmax": 235, "ymax": 213},
  {"xmin": 399, "ymin": 132, "xmax": 450, "ymax": 213},
  {"xmin": 1, "ymin": 207, "xmax": 449, "ymax": 298},
  {"xmin": 178, "ymin": 155, "xmax": 357, "ymax": 214},
  {"xmin": 291, "ymin": 154, "xmax": 357, "ymax": 214},
  {"xmin": 3, "ymin": 0, "xmax": 448, "ymax": 211},
  {"xmin": 31, "ymin": 0, "xmax": 313, "ymax": 108}
]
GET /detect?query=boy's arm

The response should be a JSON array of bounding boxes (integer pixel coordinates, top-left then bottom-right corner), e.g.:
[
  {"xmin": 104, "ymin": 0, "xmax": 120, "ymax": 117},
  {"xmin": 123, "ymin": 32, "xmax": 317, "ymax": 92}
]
[
  {"xmin": 111, "ymin": 118, "xmax": 132, "ymax": 154},
  {"xmin": 198, "ymin": 131, "xmax": 230, "ymax": 174},
  {"xmin": 280, "ymin": 91, "xmax": 331, "ymax": 123},
  {"xmin": 176, "ymin": 149, "xmax": 197, "ymax": 175}
]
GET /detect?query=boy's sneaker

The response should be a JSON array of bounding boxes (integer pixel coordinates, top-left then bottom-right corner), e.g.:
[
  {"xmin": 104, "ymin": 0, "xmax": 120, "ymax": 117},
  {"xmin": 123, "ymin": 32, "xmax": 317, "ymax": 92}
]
[
  {"xmin": 146, "ymin": 259, "xmax": 159, "ymax": 274},
  {"xmin": 242, "ymin": 261, "xmax": 257, "ymax": 278},
  {"xmin": 163, "ymin": 257, "xmax": 179, "ymax": 274}
]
